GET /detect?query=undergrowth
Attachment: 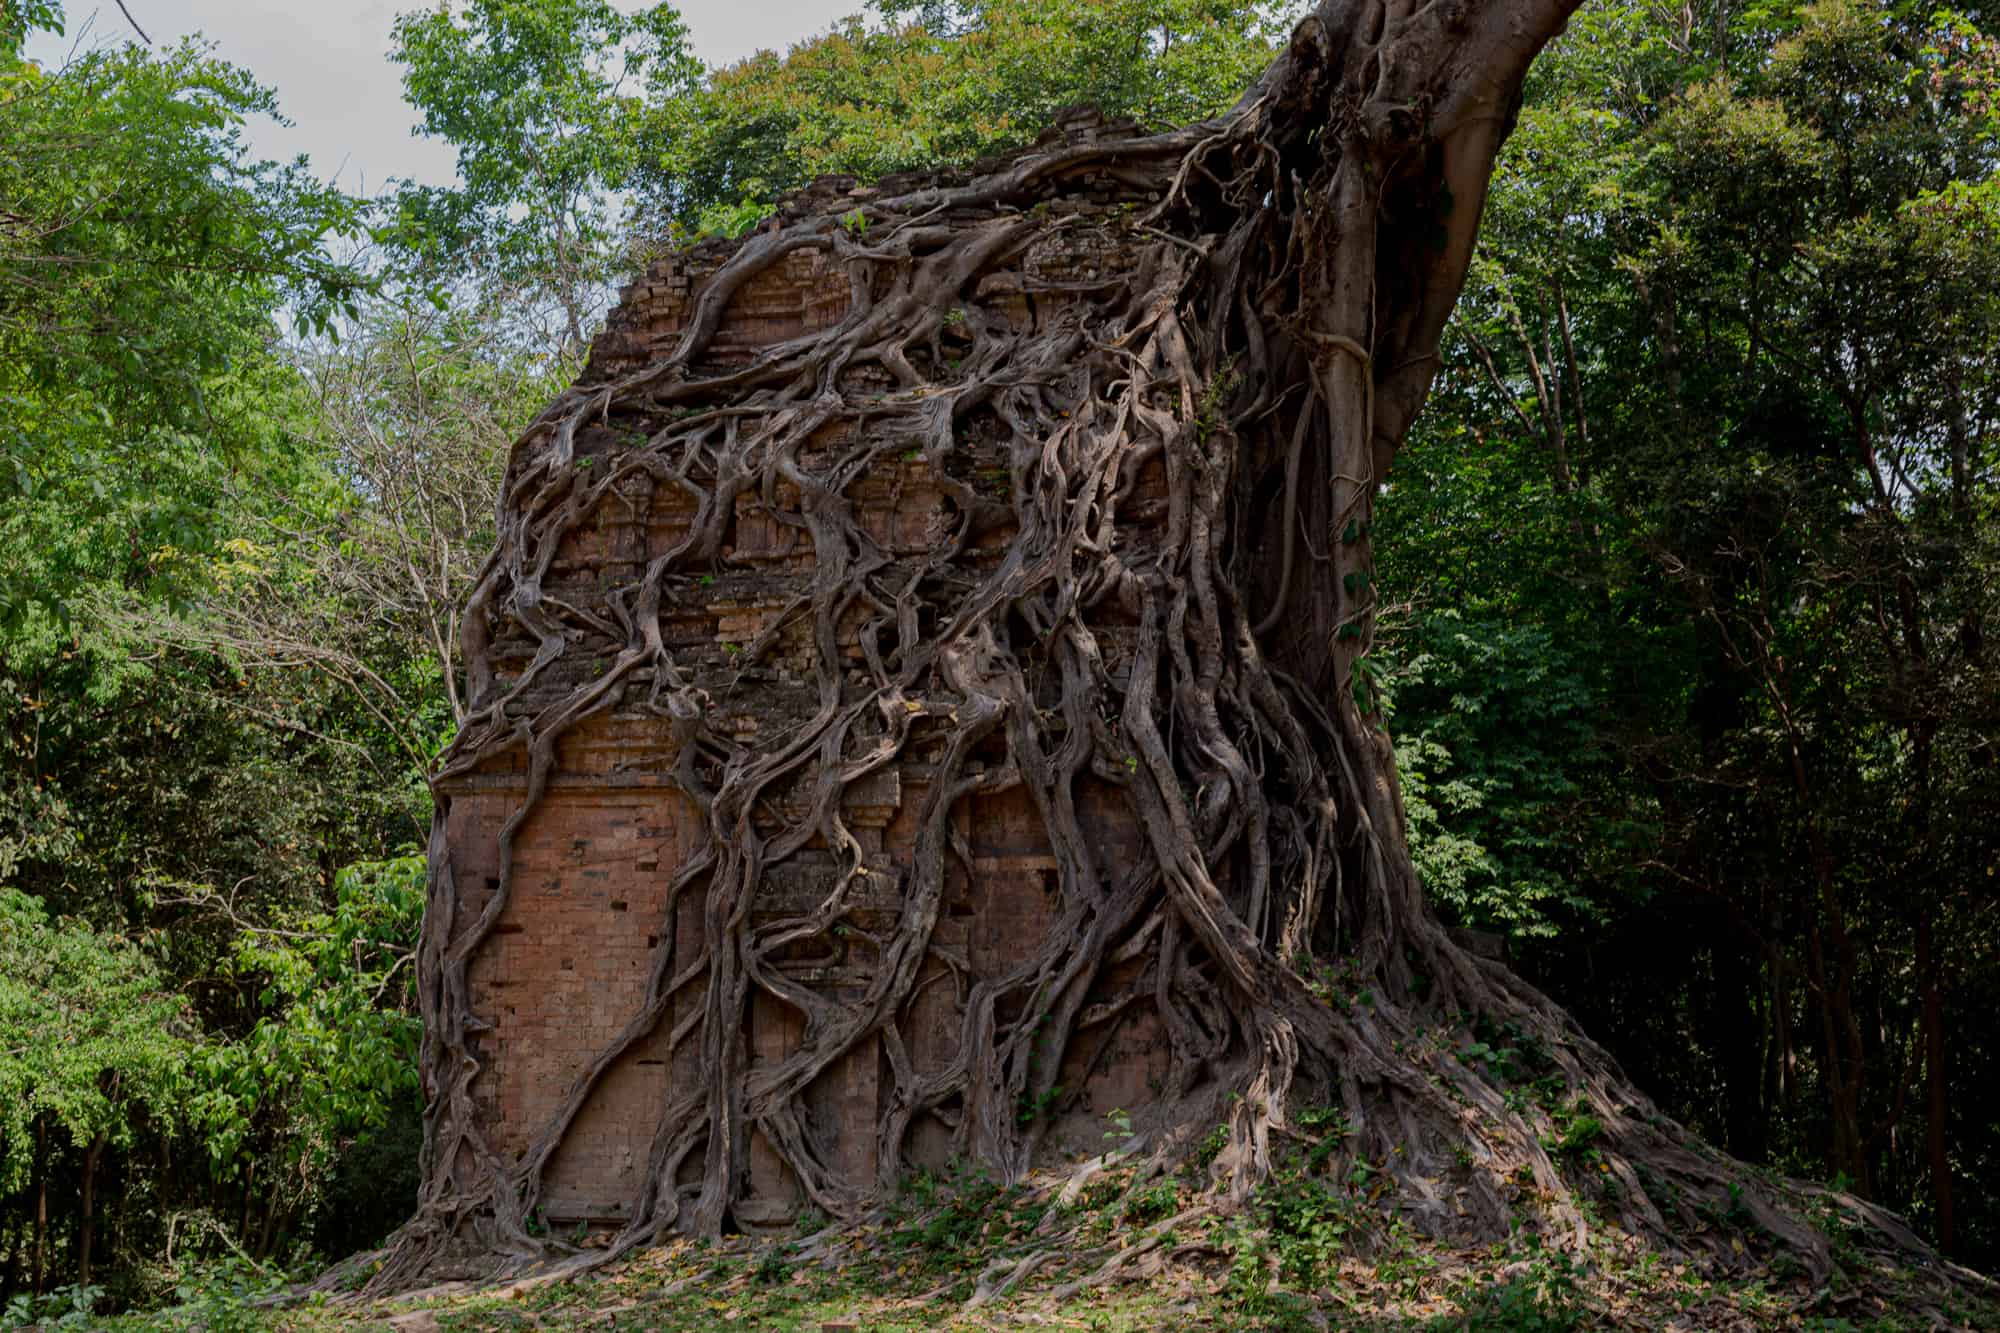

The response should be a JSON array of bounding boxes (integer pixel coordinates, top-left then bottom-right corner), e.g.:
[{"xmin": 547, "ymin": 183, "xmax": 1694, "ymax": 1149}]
[
  {"xmin": 43, "ymin": 1126, "xmax": 1998, "ymax": 1331},
  {"xmin": 57, "ymin": 1183, "xmax": 1988, "ymax": 1329}
]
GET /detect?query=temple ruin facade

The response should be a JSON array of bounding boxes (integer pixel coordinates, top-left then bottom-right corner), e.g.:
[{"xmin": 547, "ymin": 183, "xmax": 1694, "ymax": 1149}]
[{"xmin": 432, "ymin": 114, "xmax": 1176, "ymax": 1234}]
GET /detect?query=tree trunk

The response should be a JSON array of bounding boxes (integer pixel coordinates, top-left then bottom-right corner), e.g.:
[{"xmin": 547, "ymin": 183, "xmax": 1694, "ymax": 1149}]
[
  {"xmin": 77, "ymin": 1132, "xmax": 105, "ymax": 1292},
  {"xmin": 112, "ymin": 1150, "xmax": 130, "ymax": 1281},
  {"xmin": 372, "ymin": 0, "xmax": 1955, "ymax": 1297},
  {"xmin": 31, "ymin": 1119, "xmax": 44, "ymax": 1297},
  {"xmin": 239, "ymin": 1159, "xmax": 256, "ymax": 1251},
  {"xmin": 1917, "ymin": 910, "xmax": 1955, "ymax": 1256},
  {"xmin": 256, "ymin": 1194, "xmax": 282, "ymax": 1262},
  {"xmin": 0, "ymin": 1223, "xmax": 18, "ymax": 1309}
]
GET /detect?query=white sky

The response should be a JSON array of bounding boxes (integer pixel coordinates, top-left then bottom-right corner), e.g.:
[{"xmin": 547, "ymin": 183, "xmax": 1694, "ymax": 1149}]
[{"xmin": 26, "ymin": 1, "xmax": 863, "ymax": 193}]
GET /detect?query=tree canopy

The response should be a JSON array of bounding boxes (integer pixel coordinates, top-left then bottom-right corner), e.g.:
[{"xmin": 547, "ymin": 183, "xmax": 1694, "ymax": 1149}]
[
  {"xmin": 387, "ymin": 0, "xmax": 702, "ymax": 349},
  {"xmin": 635, "ymin": 0, "xmax": 1304, "ymax": 236}
]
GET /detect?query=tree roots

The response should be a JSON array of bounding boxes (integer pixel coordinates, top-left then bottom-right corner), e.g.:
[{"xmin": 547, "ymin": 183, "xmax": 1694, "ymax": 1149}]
[{"xmin": 354, "ymin": 1, "xmax": 1986, "ymax": 1311}]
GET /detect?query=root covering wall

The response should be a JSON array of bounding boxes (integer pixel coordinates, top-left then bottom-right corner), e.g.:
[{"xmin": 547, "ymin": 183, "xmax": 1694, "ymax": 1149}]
[{"xmin": 437, "ymin": 114, "xmax": 1170, "ymax": 1232}]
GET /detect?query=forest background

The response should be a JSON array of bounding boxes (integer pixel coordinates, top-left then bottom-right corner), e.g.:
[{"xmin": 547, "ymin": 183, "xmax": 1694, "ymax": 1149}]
[{"xmin": 1, "ymin": 0, "xmax": 1996, "ymax": 1320}]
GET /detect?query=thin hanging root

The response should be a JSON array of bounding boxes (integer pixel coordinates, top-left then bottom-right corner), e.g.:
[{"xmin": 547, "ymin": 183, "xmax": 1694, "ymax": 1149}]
[{"xmin": 345, "ymin": 2, "xmax": 1988, "ymax": 1309}]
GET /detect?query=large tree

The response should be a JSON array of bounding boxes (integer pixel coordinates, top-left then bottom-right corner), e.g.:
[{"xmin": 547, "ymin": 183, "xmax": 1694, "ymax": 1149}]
[{"xmin": 385, "ymin": 0, "xmax": 1976, "ymax": 1305}]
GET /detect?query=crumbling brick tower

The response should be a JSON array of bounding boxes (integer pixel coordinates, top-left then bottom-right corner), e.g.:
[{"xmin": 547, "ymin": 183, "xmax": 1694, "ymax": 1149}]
[{"xmin": 430, "ymin": 112, "xmax": 1174, "ymax": 1239}]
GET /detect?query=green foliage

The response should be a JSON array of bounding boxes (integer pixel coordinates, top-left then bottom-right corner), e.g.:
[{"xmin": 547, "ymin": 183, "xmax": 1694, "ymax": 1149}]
[
  {"xmin": 1437, "ymin": 1235, "xmax": 1584, "ymax": 1332},
  {"xmin": 104, "ymin": 1255, "xmax": 287, "ymax": 1333},
  {"xmin": 1544, "ymin": 1101, "xmax": 1605, "ymax": 1159},
  {"xmin": 886, "ymin": 1165, "xmax": 1033, "ymax": 1270},
  {"xmin": 1387, "ymin": 0, "xmax": 2000, "ymax": 1266},
  {"xmin": 387, "ymin": 0, "xmax": 700, "ymax": 343},
  {"xmin": 1192, "ymin": 1122, "xmax": 1228, "ymax": 1172},
  {"xmin": 2, "ymin": 1282, "xmax": 108, "ymax": 1330},
  {"xmin": 638, "ymin": 0, "xmax": 1305, "ymax": 237},
  {"xmin": 0, "ymin": 38, "xmax": 365, "ymax": 633},
  {"xmin": 1256, "ymin": 1174, "xmax": 1349, "ymax": 1290},
  {"xmin": 0, "ymin": 889, "xmax": 191, "ymax": 1190},
  {"xmin": 1390, "ymin": 617, "xmax": 1633, "ymax": 940},
  {"xmin": 0, "ymin": 45, "xmax": 434, "ymax": 1271},
  {"xmin": 1123, "ymin": 1177, "xmax": 1179, "ymax": 1224},
  {"xmin": 1015, "ymin": 1081, "xmax": 1064, "ymax": 1123},
  {"xmin": 1218, "ymin": 1110, "xmax": 1377, "ymax": 1323},
  {"xmin": 188, "ymin": 854, "xmax": 423, "ymax": 1190},
  {"xmin": 0, "ymin": 0, "xmax": 61, "ymax": 55}
]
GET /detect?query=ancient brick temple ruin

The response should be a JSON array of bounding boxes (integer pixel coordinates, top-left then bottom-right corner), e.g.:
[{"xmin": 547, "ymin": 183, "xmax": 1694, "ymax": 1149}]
[
  {"xmin": 394, "ymin": 11, "xmax": 1878, "ymax": 1296},
  {"xmin": 433, "ymin": 114, "xmax": 1174, "ymax": 1234}
]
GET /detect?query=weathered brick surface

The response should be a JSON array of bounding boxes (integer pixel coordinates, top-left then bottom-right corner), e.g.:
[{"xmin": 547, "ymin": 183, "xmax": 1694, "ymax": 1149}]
[{"xmin": 440, "ymin": 144, "xmax": 1167, "ymax": 1227}]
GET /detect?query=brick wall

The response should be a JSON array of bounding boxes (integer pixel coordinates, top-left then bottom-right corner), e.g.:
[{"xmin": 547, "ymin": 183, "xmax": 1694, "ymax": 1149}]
[{"xmin": 440, "ymin": 132, "xmax": 1169, "ymax": 1229}]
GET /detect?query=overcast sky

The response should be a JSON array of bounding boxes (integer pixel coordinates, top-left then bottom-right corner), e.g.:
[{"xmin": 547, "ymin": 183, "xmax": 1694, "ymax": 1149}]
[{"xmin": 26, "ymin": 1, "xmax": 862, "ymax": 193}]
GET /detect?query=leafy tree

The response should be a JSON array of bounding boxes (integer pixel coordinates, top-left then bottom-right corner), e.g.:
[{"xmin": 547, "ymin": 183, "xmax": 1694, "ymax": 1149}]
[
  {"xmin": 388, "ymin": 0, "xmax": 702, "ymax": 350},
  {"xmin": 133, "ymin": 297, "xmax": 561, "ymax": 769},
  {"xmin": 0, "ymin": 22, "xmax": 436, "ymax": 1305},
  {"xmin": 0, "ymin": 37, "xmax": 364, "ymax": 634},
  {"xmin": 0, "ymin": 889, "xmax": 192, "ymax": 1292},
  {"xmin": 0, "ymin": 0, "xmax": 60, "ymax": 56},
  {"xmin": 186, "ymin": 854, "xmax": 424, "ymax": 1261},
  {"xmin": 639, "ymin": 0, "xmax": 1304, "ymax": 236}
]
